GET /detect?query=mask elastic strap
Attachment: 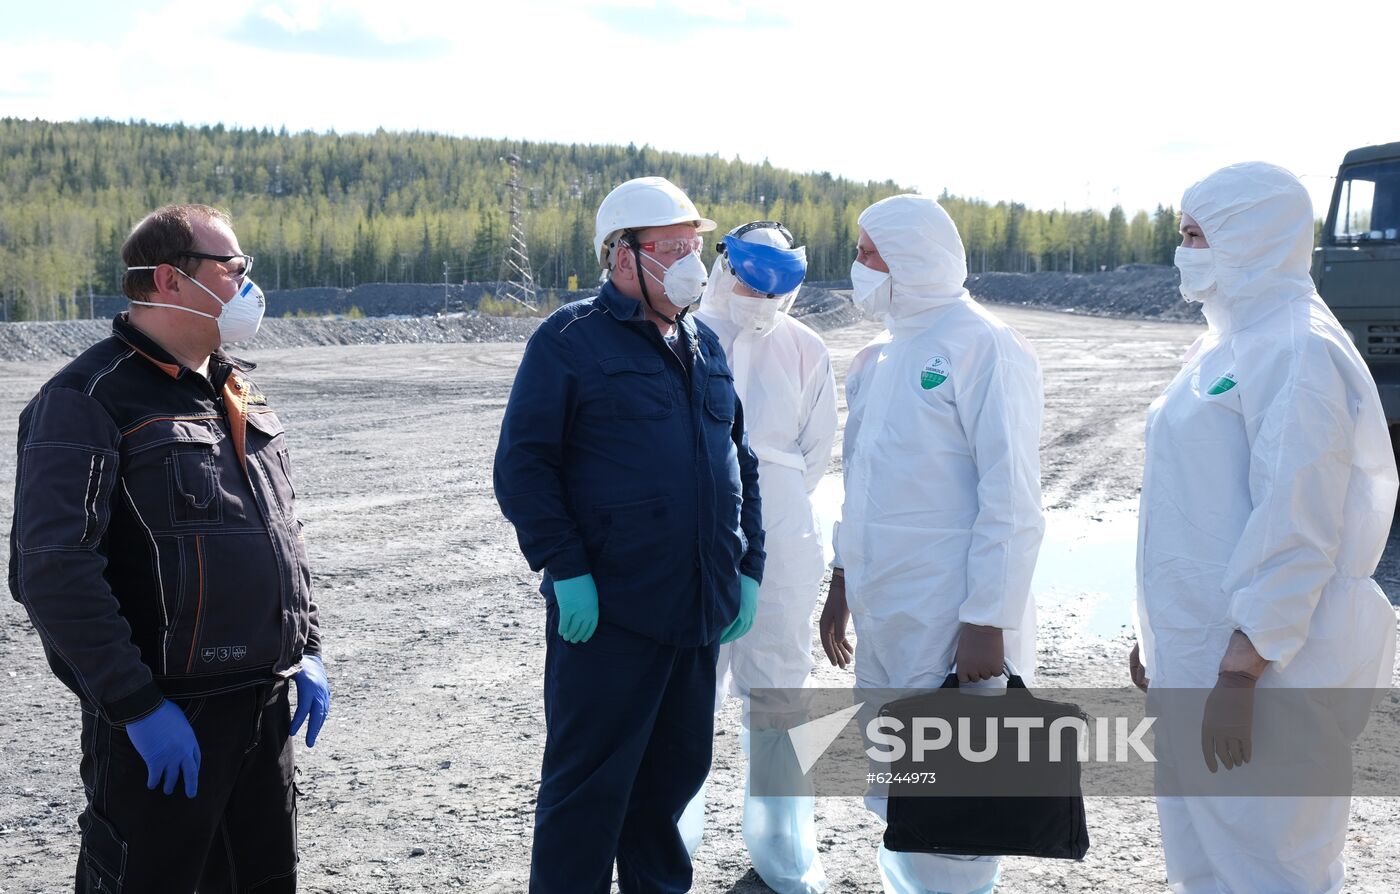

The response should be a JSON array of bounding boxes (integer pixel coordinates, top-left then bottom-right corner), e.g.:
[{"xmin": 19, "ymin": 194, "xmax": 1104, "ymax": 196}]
[
  {"xmin": 126, "ymin": 265, "xmax": 231, "ymax": 315},
  {"xmin": 631, "ymin": 242, "xmax": 678, "ymax": 326},
  {"xmin": 128, "ymin": 300, "xmax": 219, "ymax": 321}
]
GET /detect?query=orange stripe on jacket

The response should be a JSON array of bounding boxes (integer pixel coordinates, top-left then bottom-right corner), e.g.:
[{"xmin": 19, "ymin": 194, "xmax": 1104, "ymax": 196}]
[
  {"xmin": 120, "ymin": 414, "xmax": 220, "ymax": 438},
  {"xmin": 127, "ymin": 345, "xmax": 182, "ymax": 379},
  {"xmin": 223, "ymin": 375, "xmax": 249, "ymax": 471},
  {"xmin": 185, "ymin": 535, "xmax": 205, "ymax": 673}
]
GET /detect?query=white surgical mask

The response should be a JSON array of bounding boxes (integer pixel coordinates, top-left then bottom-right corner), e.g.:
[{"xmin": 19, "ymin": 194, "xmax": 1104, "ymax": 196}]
[
  {"xmin": 1174, "ymin": 246, "xmax": 1217, "ymax": 304},
  {"xmin": 729, "ymin": 293, "xmax": 782, "ymax": 335},
  {"xmin": 127, "ymin": 267, "xmax": 267, "ymax": 343},
  {"xmin": 850, "ymin": 260, "xmax": 893, "ymax": 318},
  {"xmin": 641, "ymin": 250, "xmax": 708, "ymax": 308}
]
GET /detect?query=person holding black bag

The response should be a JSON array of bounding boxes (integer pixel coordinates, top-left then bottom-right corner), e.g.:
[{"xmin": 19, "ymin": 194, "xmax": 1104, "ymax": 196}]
[{"xmin": 819, "ymin": 194, "xmax": 1045, "ymax": 893}]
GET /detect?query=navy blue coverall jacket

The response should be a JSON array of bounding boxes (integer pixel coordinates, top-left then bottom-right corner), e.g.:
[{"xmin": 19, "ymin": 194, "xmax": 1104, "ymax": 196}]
[{"xmin": 493, "ymin": 281, "xmax": 764, "ymax": 647}]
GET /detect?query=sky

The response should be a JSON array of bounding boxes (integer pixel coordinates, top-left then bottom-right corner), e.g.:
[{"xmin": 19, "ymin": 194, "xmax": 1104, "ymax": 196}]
[{"xmin": 3, "ymin": 0, "xmax": 1398, "ymax": 217}]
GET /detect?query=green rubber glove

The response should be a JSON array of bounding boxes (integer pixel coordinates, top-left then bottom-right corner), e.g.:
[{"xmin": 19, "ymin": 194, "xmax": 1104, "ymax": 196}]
[
  {"xmin": 553, "ymin": 573, "xmax": 599, "ymax": 643},
  {"xmin": 720, "ymin": 575, "xmax": 760, "ymax": 644}
]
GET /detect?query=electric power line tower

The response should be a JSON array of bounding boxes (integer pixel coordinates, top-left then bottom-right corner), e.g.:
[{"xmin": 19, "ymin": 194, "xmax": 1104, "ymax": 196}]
[{"xmin": 497, "ymin": 153, "xmax": 538, "ymax": 310}]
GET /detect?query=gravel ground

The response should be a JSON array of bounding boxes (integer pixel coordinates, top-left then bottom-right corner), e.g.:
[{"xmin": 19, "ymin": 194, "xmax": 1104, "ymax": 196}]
[{"xmin": 2, "ymin": 307, "xmax": 1398, "ymax": 892}]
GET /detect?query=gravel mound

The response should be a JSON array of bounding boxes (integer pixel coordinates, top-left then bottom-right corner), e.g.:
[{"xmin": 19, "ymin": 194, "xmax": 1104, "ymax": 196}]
[
  {"xmin": 967, "ymin": 264, "xmax": 1203, "ymax": 322},
  {"xmin": 237, "ymin": 315, "xmax": 541, "ymax": 349},
  {"xmin": 0, "ymin": 321, "xmax": 113, "ymax": 363},
  {"xmin": 789, "ymin": 286, "xmax": 863, "ymax": 331},
  {"xmin": 0, "ymin": 271, "xmax": 1200, "ymax": 362},
  {"xmin": 0, "ymin": 316, "xmax": 542, "ymax": 363}
]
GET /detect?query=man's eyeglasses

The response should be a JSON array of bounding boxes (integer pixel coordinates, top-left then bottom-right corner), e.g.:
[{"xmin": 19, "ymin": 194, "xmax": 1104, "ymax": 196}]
[
  {"xmin": 630, "ymin": 236, "xmax": 702, "ymax": 257},
  {"xmin": 180, "ymin": 251, "xmax": 255, "ymax": 280}
]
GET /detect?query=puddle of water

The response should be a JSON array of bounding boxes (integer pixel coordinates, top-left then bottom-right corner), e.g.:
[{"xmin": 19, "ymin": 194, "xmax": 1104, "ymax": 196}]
[
  {"xmin": 809, "ymin": 474, "xmax": 1138, "ymax": 640},
  {"xmin": 1033, "ymin": 503, "xmax": 1139, "ymax": 640}
]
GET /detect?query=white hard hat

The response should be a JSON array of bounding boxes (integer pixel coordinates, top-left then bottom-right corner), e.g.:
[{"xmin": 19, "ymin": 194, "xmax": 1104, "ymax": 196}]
[{"xmin": 594, "ymin": 176, "xmax": 717, "ymax": 269}]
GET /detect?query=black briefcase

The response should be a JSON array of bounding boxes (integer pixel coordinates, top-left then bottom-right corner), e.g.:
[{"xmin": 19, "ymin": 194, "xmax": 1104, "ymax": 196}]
[{"xmin": 878, "ymin": 672, "xmax": 1090, "ymax": 860}]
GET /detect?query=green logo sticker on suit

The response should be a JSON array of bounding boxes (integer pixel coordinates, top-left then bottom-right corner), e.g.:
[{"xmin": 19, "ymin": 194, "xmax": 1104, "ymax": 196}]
[
  {"xmin": 921, "ymin": 356, "xmax": 950, "ymax": 390},
  {"xmin": 1207, "ymin": 374, "xmax": 1237, "ymax": 395}
]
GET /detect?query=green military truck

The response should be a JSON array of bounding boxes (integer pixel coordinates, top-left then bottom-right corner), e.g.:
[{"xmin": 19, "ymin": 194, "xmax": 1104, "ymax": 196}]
[{"xmin": 1313, "ymin": 141, "xmax": 1400, "ymax": 426}]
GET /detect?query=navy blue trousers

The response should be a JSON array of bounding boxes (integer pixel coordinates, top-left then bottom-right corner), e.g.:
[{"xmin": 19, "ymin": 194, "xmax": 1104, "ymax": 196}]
[{"xmin": 530, "ymin": 604, "xmax": 719, "ymax": 893}]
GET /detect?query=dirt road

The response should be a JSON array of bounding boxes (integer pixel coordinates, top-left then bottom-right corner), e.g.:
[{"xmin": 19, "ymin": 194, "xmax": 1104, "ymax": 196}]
[{"xmin": 2, "ymin": 307, "xmax": 1397, "ymax": 892}]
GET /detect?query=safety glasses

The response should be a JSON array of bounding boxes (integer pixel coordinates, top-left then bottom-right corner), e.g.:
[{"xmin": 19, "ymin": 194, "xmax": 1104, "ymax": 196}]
[
  {"xmin": 180, "ymin": 251, "xmax": 255, "ymax": 281},
  {"xmin": 631, "ymin": 236, "xmax": 703, "ymax": 257}
]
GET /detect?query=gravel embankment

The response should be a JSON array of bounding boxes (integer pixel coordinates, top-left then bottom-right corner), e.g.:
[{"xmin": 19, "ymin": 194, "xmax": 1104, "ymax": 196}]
[
  {"xmin": 0, "ymin": 270, "xmax": 1200, "ymax": 363},
  {"xmin": 0, "ymin": 287, "xmax": 858, "ymax": 362},
  {"xmin": 0, "ymin": 316, "xmax": 542, "ymax": 363},
  {"xmin": 967, "ymin": 264, "xmax": 1202, "ymax": 321}
]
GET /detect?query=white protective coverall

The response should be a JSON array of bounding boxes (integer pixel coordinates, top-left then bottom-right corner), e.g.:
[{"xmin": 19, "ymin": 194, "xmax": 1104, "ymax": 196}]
[
  {"xmin": 678, "ymin": 227, "xmax": 839, "ymax": 894},
  {"xmin": 1136, "ymin": 162, "xmax": 1398, "ymax": 893},
  {"xmin": 837, "ymin": 195, "xmax": 1044, "ymax": 893}
]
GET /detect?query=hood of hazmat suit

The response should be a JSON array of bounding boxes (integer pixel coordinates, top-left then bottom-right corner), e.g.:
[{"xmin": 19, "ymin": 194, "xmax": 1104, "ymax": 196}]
[
  {"xmin": 1135, "ymin": 161, "xmax": 1398, "ymax": 692},
  {"xmin": 836, "ymin": 194, "xmax": 1045, "ymax": 692}
]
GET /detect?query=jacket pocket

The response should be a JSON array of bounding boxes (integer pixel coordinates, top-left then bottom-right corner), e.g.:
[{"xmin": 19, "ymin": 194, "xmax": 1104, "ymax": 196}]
[
  {"xmin": 248, "ymin": 411, "xmax": 297, "ymax": 515},
  {"xmin": 705, "ymin": 371, "xmax": 737, "ymax": 423},
  {"xmin": 277, "ymin": 450, "xmax": 298, "ymax": 500},
  {"xmin": 246, "ymin": 409, "xmax": 287, "ymax": 449},
  {"xmin": 600, "ymin": 355, "xmax": 674, "ymax": 419},
  {"xmin": 288, "ymin": 518, "xmax": 313, "ymax": 612},
  {"xmin": 122, "ymin": 420, "xmax": 226, "ymax": 531},
  {"xmin": 185, "ymin": 532, "xmax": 285, "ymax": 675},
  {"xmin": 593, "ymin": 497, "xmax": 672, "ymax": 573},
  {"xmin": 590, "ymin": 497, "xmax": 688, "ymax": 634},
  {"xmin": 15, "ymin": 444, "xmax": 116, "ymax": 551},
  {"xmin": 167, "ymin": 446, "xmax": 222, "ymax": 527},
  {"xmin": 180, "ymin": 535, "xmax": 209, "ymax": 673}
]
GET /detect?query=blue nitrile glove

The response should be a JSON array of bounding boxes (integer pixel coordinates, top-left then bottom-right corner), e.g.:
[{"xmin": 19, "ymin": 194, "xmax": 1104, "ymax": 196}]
[
  {"xmin": 291, "ymin": 654, "xmax": 331, "ymax": 748},
  {"xmin": 125, "ymin": 699, "xmax": 201, "ymax": 798},
  {"xmin": 720, "ymin": 575, "xmax": 760, "ymax": 644},
  {"xmin": 554, "ymin": 573, "xmax": 600, "ymax": 644}
]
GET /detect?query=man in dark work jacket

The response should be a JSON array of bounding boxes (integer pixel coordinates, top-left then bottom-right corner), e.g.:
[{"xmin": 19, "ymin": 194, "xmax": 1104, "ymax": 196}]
[
  {"xmin": 494, "ymin": 176, "xmax": 764, "ymax": 893},
  {"xmin": 9, "ymin": 204, "xmax": 328, "ymax": 892}
]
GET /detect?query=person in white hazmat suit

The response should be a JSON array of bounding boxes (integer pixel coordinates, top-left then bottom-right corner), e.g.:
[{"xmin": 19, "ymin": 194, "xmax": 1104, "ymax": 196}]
[
  {"xmin": 819, "ymin": 194, "xmax": 1044, "ymax": 894},
  {"xmin": 677, "ymin": 221, "xmax": 838, "ymax": 893},
  {"xmin": 1130, "ymin": 161, "xmax": 1398, "ymax": 893}
]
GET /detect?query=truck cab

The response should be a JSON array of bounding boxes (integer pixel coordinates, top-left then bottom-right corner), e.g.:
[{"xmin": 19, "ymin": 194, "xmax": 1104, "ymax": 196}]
[{"xmin": 1312, "ymin": 141, "xmax": 1400, "ymax": 423}]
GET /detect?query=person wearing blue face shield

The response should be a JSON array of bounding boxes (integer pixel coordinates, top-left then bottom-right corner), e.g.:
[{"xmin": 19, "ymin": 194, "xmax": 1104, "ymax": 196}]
[
  {"xmin": 681, "ymin": 222, "xmax": 838, "ymax": 893},
  {"xmin": 8, "ymin": 204, "xmax": 327, "ymax": 892},
  {"xmin": 494, "ymin": 177, "xmax": 766, "ymax": 893}
]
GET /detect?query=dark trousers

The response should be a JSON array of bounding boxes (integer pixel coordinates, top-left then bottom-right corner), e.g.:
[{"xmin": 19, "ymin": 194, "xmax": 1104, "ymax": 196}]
[
  {"xmin": 76, "ymin": 681, "xmax": 297, "ymax": 893},
  {"xmin": 530, "ymin": 605, "xmax": 719, "ymax": 894}
]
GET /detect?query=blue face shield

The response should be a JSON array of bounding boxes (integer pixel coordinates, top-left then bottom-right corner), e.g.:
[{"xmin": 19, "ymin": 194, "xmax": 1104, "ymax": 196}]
[{"xmin": 720, "ymin": 234, "xmax": 808, "ymax": 297}]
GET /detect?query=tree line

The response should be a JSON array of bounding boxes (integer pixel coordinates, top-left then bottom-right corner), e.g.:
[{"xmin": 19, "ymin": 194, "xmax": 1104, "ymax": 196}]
[{"xmin": 0, "ymin": 118, "xmax": 1179, "ymax": 321}]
